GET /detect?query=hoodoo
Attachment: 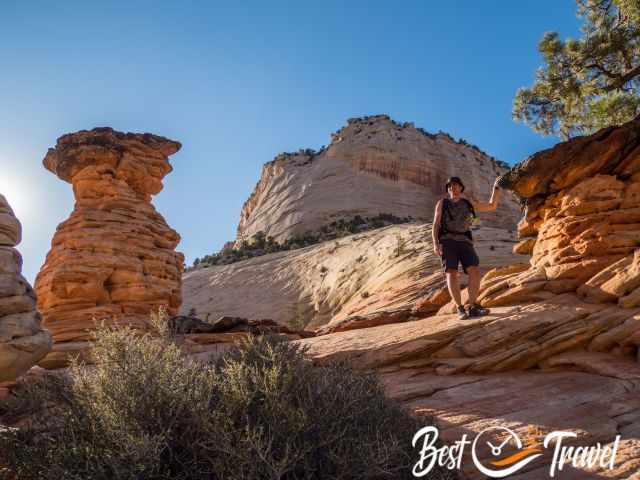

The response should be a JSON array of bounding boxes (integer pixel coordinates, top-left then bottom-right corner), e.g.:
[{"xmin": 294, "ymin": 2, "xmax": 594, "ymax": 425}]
[
  {"xmin": 0, "ymin": 194, "xmax": 51, "ymax": 381},
  {"xmin": 480, "ymin": 115, "xmax": 640, "ymax": 308},
  {"xmin": 35, "ymin": 128, "xmax": 184, "ymax": 342}
]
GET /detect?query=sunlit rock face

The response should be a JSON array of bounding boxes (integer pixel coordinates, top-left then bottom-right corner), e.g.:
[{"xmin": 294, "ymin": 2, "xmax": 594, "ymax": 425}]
[
  {"xmin": 235, "ymin": 114, "xmax": 521, "ymax": 246},
  {"xmin": 0, "ymin": 194, "xmax": 51, "ymax": 381},
  {"xmin": 480, "ymin": 115, "xmax": 640, "ymax": 308},
  {"xmin": 293, "ymin": 116, "xmax": 640, "ymax": 476},
  {"xmin": 182, "ymin": 223, "xmax": 520, "ymax": 331},
  {"xmin": 35, "ymin": 128, "xmax": 184, "ymax": 342}
]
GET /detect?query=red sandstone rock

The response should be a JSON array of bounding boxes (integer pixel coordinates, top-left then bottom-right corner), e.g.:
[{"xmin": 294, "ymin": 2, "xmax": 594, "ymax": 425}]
[
  {"xmin": 35, "ymin": 128, "xmax": 184, "ymax": 342},
  {"xmin": 0, "ymin": 195, "xmax": 51, "ymax": 381},
  {"xmin": 482, "ymin": 116, "xmax": 640, "ymax": 308}
]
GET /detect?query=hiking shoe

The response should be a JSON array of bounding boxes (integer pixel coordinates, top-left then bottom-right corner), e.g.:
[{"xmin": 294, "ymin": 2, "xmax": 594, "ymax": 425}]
[
  {"xmin": 457, "ymin": 305, "xmax": 469, "ymax": 320},
  {"xmin": 468, "ymin": 303, "xmax": 490, "ymax": 318}
]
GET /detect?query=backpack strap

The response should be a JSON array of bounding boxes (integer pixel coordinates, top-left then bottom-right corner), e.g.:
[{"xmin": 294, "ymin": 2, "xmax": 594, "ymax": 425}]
[
  {"xmin": 442, "ymin": 198, "xmax": 453, "ymax": 220},
  {"xmin": 463, "ymin": 199, "xmax": 475, "ymax": 241},
  {"xmin": 438, "ymin": 198, "xmax": 451, "ymax": 239}
]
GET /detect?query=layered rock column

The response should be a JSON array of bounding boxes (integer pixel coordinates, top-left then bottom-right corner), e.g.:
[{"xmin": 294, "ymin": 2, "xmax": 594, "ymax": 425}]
[
  {"xmin": 479, "ymin": 115, "xmax": 640, "ymax": 307},
  {"xmin": 0, "ymin": 194, "xmax": 52, "ymax": 381},
  {"xmin": 35, "ymin": 128, "xmax": 184, "ymax": 342}
]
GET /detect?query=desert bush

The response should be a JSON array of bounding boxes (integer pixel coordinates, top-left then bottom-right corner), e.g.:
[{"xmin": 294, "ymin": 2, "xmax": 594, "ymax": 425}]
[
  {"xmin": 0, "ymin": 315, "xmax": 453, "ymax": 480},
  {"xmin": 190, "ymin": 213, "xmax": 414, "ymax": 269},
  {"xmin": 286, "ymin": 302, "xmax": 307, "ymax": 332},
  {"xmin": 395, "ymin": 232, "xmax": 407, "ymax": 257}
]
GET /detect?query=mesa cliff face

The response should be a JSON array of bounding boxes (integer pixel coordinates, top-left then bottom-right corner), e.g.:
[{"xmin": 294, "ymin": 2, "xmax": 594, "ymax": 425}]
[
  {"xmin": 235, "ymin": 114, "xmax": 520, "ymax": 246},
  {"xmin": 0, "ymin": 195, "xmax": 51, "ymax": 381},
  {"xmin": 35, "ymin": 128, "xmax": 184, "ymax": 343}
]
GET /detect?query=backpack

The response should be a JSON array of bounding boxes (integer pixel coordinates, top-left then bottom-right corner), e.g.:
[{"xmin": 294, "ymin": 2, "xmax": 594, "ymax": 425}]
[{"xmin": 439, "ymin": 198, "xmax": 476, "ymax": 241}]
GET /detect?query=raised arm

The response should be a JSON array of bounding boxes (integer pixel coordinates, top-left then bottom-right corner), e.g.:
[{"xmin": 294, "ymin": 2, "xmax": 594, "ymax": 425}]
[
  {"xmin": 472, "ymin": 178, "xmax": 502, "ymax": 213},
  {"xmin": 432, "ymin": 199, "xmax": 443, "ymax": 256}
]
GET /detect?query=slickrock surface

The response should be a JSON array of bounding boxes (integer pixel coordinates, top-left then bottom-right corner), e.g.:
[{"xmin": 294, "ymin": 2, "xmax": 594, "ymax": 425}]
[
  {"xmin": 182, "ymin": 223, "xmax": 520, "ymax": 331},
  {"xmin": 389, "ymin": 367, "xmax": 640, "ymax": 479},
  {"xmin": 235, "ymin": 114, "xmax": 520, "ymax": 246},
  {"xmin": 295, "ymin": 296, "xmax": 640, "ymax": 375},
  {"xmin": 479, "ymin": 115, "xmax": 640, "ymax": 308},
  {"xmin": 35, "ymin": 128, "xmax": 184, "ymax": 343},
  {"xmin": 295, "ymin": 300, "xmax": 640, "ymax": 478},
  {"xmin": 0, "ymin": 195, "xmax": 51, "ymax": 381}
]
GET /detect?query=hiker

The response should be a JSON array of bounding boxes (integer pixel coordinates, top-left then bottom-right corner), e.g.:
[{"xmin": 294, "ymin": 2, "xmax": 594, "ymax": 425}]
[{"xmin": 432, "ymin": 176, "xmax": 502, "ymax": 319}]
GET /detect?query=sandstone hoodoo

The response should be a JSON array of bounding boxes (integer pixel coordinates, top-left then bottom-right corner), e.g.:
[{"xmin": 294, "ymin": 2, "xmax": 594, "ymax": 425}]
[
  {"xmin": 480, "ymin": 115, "xmax": 640, "ymax": 309},
  {"xmin": 35, "ymin": 128, "xmax": 184, "ymax": 343},
  {"xmin": 0, "ymin": 194, "xmax": 51, "ymax": 382},
  {"xmin": 235, "ymin": 114, "xmax": 521, "ymax": 247}
]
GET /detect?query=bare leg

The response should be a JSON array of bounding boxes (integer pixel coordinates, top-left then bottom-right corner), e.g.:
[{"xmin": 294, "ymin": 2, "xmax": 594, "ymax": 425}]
[
  {"xmin": 445, "ymin": 270, "xmax": 462, "ymax": 307},
  {"xmin": 467, "ymin": 266, "xmax": 481, "ymax": 305}
]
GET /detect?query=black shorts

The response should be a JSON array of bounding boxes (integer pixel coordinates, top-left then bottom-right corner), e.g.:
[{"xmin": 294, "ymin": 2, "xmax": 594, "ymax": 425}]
[{"xmin": 440, "ymin": 238, "xmax": 479, "ymax": 274}]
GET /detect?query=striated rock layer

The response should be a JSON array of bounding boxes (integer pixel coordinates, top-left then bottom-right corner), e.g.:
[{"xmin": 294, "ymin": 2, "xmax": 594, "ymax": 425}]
[
  {"xmin": 182, "ymin": 223, "xmax": 520, "ymax": 330},
  {"xmin": 295, "ymin": 295, "xmax": 640, "ymax": 478},
  {"xmin": 0, "ymin": 194, "xmax": 51, "ymax": 381},
  {"xmin": 35, "ymin": 128, "xmax": 184, "ymax": 343},
  {"xmin": 479, "ymin": 114, "xmax": 640, "ymax": 310},
  {"xmin": 235, "ymin": 114, "xmax": 521, "ymax": 246}
]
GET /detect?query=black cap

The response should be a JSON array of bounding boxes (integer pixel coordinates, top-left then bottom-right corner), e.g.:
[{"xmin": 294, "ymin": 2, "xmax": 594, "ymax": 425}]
[{"xmin": 445, "ymin": 176, "xmax": 465, "ymax": 192}]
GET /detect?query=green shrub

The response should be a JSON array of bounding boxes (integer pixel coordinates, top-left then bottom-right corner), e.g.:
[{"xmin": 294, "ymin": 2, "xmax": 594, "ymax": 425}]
[
  {"xmin": 286, "ymin": 302, "xmax": 308, "ymax": 332},
  {"xmin": 395, "ymin": 232, "xmax": 407, "ymax": 257},
  {"xmin": 0, "ymin": 316, "xmax": 452, "ymax": 480},
  {"xmin": 190, "ymin": 213, "xmax": 415, "ymax": 269}
]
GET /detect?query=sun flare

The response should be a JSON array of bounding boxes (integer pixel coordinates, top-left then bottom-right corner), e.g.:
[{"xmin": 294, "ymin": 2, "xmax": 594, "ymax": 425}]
[{"xmin": 0, "ymin": 173, "xmax": 31, "ymax": 223}]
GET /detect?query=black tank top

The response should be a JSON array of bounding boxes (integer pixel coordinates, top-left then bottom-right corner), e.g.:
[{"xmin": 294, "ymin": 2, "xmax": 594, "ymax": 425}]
[{"xmin": 440, "ymin": 198, "xmax": 474, "ymax": 243}]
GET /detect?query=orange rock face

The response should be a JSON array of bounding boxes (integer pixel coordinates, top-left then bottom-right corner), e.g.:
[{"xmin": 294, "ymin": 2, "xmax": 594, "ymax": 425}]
[
  {"xmin": 35, "ymin": 128, "xmax": 184, "ymax": 342},
  {"xmin": 481, "ymin": 115, "xmax": 640, "ymax": 307}
]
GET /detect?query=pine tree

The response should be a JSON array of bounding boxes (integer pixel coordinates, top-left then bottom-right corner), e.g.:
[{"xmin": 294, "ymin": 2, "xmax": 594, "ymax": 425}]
[{"xmin": 513, "ymin": 0, "xmax": 640, "ymax": 139}]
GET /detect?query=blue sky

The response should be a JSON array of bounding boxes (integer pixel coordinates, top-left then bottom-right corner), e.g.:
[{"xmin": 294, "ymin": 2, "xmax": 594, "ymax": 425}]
[{"xmin": 0, "ymin": 1, "xmax": 582, "ymax": 283}]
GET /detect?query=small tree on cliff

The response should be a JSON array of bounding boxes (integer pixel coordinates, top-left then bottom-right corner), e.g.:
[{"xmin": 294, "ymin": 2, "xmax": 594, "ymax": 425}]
[{"xmin": 513, "ymin": 0, "xmax": 640, "ymax": 139}]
